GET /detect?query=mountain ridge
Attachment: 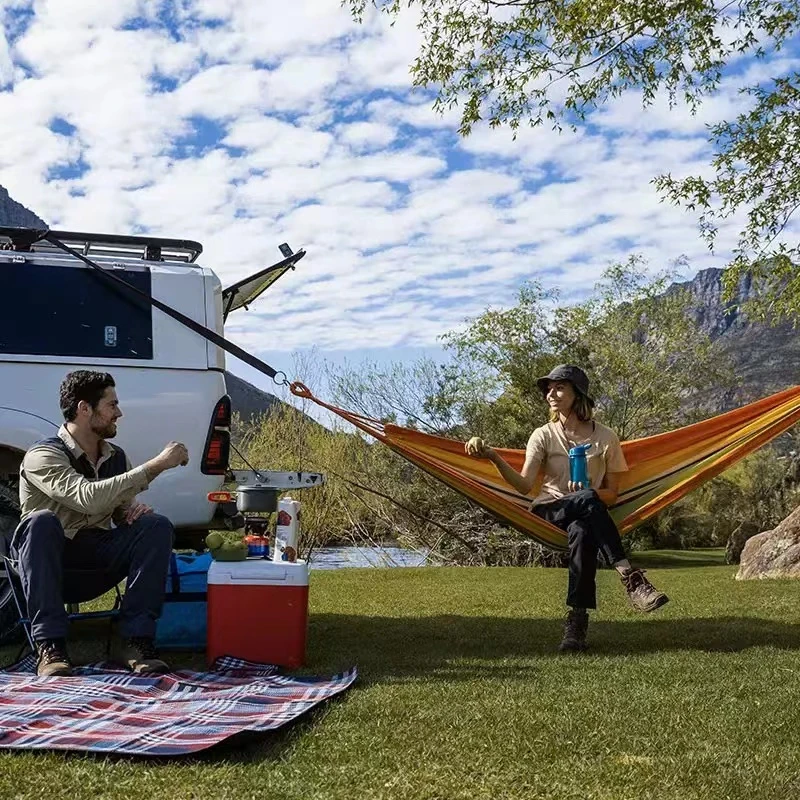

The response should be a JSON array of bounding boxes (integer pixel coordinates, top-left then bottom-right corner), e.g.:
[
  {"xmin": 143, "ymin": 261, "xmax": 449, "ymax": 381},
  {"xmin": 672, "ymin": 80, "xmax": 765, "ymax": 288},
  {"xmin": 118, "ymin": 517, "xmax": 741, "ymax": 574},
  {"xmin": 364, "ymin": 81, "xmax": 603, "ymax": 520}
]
[
  {"xmin": 668, "ymin": 266, "xmax": 800, "ymax": 408},
  {"xmin": 0, "ymin": 186, "xmax": 47, "ymax": 229}
]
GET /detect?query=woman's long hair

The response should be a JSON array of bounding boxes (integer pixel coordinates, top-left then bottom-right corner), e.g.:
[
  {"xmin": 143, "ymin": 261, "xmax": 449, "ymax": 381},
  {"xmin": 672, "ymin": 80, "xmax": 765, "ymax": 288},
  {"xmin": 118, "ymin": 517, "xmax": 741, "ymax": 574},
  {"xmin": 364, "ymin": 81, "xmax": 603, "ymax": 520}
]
[{"xmin": 548, "ymin": 391, "xmax": 594, "ymax": 424}]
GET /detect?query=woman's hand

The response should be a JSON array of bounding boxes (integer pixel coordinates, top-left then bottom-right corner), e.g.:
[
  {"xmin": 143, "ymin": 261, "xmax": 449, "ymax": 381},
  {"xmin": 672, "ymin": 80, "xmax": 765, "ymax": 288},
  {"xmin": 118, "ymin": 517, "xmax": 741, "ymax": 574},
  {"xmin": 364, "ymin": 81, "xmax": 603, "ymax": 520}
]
[{"xmin": 465, "ymin": 436, "xmax": 494, "ymax": 459}]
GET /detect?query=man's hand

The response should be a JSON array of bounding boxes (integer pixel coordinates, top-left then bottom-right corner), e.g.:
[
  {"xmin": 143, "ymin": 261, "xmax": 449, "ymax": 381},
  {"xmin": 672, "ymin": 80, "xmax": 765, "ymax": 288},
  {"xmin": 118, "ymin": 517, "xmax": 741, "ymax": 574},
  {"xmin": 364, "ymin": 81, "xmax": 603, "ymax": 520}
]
[
  {"xmin": 465, "ymin": 436, "xmax": 494, "ymax": 459},
  {"xmin": 125, "ymin": 502, "xmax": 153, "ymax": 525},
  {"xmin": 157, "ymin": 442, "xmax": 189, "ymax": 469},
  {"xmin": 567, "ymin": 481, "xmax": 586, "ymax": 493},
  {"xmin": 144, "ymin": 442, "xmax": 189, "ymax": 481}
]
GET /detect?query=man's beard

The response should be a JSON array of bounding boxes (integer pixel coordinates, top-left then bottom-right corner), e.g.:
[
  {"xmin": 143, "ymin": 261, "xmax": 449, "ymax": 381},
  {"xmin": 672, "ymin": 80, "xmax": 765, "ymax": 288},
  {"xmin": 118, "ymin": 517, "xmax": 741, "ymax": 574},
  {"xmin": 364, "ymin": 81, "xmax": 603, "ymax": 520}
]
[{"xmin": 90, "ymin": 418, "xmax": 117, "ymax": 439}]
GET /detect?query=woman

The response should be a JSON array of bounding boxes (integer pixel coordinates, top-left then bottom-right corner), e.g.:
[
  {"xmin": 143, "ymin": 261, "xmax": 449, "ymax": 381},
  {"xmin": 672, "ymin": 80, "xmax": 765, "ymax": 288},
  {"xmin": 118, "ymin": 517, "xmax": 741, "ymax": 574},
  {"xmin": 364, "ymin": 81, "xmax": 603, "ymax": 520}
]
[{"xmin": 465, "ymin": 364, "xmax": 668, "ymax": 652}]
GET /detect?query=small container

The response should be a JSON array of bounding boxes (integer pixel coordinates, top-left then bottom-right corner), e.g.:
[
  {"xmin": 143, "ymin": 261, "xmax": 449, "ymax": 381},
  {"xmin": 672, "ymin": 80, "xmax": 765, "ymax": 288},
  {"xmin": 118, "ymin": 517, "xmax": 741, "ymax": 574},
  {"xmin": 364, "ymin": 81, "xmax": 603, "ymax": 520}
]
[
  {"xmin": 236, "ymin": 485, "xmax": 278, "ymax": 513},
  {"xmin": 244, "ymin": 534, "xmax": 270, "ymax": 559},
  {"xmin": 273, "ymin": 497, "xmax": 301, "ymax": 562},
  {"xmin": 568, "ymin": 443, "xmax": 592, "ymax": 487}
]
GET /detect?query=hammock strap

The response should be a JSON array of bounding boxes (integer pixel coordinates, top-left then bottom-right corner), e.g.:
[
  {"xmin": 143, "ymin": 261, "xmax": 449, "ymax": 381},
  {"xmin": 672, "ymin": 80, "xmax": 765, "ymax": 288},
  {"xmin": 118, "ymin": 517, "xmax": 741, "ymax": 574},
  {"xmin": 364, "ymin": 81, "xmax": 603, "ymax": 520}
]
[{"xmin": 290, "ymin": 382, "xmax": 389, "ymax": 441}]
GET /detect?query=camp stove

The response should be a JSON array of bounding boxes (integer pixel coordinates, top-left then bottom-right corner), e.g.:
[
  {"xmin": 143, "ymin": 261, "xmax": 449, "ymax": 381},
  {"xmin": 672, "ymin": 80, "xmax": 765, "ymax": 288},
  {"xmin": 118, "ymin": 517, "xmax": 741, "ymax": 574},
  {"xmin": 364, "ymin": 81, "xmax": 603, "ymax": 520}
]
[{"xmin": 208, "ymin": 469, "xmax": 325, "ymax": 531}]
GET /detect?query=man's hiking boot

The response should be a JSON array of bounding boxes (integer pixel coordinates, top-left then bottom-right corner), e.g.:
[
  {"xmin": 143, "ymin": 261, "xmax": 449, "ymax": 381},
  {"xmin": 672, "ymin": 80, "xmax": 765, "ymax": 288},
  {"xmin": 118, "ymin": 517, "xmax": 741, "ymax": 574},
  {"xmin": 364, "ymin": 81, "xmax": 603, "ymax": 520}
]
[
  {"xmin": 36, "ymin": 638, "xmax": 73, "ymax": 677},
  {"xmin": 621, "ymin": 568, "xmax": 669, "ymax": 613},
  {"xmin": 558, "ymin": 608, "xmax": 589, "ymax": 652},
  {"xmin": 113, "ymin": 637, "xmax": 170, "ymax": 675}
]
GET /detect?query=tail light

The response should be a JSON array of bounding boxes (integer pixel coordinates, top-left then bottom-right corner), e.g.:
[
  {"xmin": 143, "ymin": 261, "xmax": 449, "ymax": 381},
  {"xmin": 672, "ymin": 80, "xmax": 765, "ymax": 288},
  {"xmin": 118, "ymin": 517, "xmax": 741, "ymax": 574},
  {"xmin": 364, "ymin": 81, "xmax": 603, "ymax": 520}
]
[
  {"xmin": 202, "ymin": 395, "xmax": 231, "ymax": 475},
  {"xmin": 213, "ymin": 395, "xmax": 231, "ymax": 426}
]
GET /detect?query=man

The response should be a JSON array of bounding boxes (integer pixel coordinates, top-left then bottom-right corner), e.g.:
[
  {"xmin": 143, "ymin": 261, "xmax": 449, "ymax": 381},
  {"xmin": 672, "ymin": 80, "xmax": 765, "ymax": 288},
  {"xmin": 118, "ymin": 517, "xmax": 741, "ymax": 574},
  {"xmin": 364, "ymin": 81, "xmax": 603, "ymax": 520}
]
[{"xmin": 12, "ymin": 370, "xmax": 189, "ymax": 677}]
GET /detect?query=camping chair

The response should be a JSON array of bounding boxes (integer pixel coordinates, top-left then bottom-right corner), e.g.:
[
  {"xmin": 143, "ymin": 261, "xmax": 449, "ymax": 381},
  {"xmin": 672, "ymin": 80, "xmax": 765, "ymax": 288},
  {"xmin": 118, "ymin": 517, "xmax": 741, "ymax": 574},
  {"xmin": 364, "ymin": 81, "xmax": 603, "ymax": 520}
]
[{"xmin": 1, "ymin": 553, "xmax": 123, "ymax": 665}]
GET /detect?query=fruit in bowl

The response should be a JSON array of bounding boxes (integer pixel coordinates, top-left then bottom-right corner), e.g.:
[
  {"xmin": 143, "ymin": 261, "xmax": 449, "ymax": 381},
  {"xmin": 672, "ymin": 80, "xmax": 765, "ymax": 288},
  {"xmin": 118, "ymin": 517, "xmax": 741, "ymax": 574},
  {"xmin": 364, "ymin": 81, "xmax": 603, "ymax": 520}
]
[{"xmin": 205, "ymin": 532, "xmax": 248, "ymax": 561}]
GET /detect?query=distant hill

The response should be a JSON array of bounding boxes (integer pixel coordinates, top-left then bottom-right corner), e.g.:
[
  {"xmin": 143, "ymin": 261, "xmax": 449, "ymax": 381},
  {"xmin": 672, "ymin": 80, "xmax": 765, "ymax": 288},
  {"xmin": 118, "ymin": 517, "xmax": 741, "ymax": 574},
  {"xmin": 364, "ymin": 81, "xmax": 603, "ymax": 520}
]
[
  {"xmin": 0, "ymin": 186, "xmax": 46, "ymax": 229},
  {"xmin": 667, "ymin": 268, "xmax": 800, "ymax": 409},
  {"xmin": 224, "ymin": 370, "xmax": 283, "ymax": 422}
]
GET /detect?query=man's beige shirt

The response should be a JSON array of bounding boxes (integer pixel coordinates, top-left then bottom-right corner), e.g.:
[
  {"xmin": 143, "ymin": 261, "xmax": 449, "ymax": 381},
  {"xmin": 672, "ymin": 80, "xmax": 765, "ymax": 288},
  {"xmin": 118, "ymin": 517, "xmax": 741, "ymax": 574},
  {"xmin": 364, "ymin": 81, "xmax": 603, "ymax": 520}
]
[
  {"xmin": 526, "ymin": 421, "xmax": 628, "ymax": 507},
  {"xmin": 19, "ymin": 425, "xmax": 150, "ymax": 538}
]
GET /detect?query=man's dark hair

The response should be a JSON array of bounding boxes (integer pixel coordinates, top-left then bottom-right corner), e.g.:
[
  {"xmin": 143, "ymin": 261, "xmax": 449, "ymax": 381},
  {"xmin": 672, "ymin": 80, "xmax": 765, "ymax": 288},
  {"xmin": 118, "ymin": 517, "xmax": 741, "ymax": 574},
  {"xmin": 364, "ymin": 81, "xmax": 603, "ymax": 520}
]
[{"xmin": 59, "ymin": 371, "xmax": 116, "ymax": 422}]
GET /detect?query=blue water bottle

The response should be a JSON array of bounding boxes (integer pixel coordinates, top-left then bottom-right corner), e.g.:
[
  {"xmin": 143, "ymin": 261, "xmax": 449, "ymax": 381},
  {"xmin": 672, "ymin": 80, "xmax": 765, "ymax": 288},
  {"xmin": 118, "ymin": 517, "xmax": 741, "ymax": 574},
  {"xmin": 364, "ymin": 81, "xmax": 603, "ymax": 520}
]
[{"xmin": 568, "ymin": 443, "xmax": 592, "ymax": 488}]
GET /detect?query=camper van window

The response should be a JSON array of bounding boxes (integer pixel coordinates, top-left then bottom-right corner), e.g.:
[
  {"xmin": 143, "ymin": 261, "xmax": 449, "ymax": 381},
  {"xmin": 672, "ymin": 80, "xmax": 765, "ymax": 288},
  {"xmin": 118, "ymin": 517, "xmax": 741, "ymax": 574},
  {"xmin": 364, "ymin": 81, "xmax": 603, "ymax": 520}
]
[{"xmin": 0, "ymin": 261, "xmax": 153, "ymax": 359}]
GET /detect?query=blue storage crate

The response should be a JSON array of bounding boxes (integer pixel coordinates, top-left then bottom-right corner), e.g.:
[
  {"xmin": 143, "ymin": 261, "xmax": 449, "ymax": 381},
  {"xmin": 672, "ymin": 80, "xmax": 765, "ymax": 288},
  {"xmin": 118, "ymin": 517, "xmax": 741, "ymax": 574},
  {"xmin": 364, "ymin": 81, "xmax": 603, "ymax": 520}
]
[{"xmin": 155, "ymin": 552, "xmax": 211, "ymax": 651}]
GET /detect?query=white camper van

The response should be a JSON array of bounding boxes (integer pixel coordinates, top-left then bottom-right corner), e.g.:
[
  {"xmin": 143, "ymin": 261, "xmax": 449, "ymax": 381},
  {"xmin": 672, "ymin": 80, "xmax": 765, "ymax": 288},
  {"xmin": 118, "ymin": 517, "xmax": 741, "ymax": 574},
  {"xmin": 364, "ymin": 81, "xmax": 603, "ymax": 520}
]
[{"xmin": 0, "ymin": 227, "xmax": 306, "ymax": 636}]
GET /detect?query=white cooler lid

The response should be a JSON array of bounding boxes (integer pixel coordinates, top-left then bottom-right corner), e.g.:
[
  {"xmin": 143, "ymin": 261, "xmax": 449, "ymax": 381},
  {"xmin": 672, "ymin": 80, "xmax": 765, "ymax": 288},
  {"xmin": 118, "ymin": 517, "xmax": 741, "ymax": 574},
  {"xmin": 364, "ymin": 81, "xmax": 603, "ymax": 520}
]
[{"xmin": 208, "ymin": 558, "xmax": 309, "ymax": 586}]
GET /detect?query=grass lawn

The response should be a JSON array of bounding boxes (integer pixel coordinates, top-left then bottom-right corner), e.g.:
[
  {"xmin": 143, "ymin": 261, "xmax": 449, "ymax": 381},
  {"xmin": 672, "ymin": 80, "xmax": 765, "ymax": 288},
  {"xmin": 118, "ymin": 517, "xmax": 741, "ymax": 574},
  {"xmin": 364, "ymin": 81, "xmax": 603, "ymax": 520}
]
[{"xmin": 2, "ymin": 550, "xmax": 800, "ymax": 800}]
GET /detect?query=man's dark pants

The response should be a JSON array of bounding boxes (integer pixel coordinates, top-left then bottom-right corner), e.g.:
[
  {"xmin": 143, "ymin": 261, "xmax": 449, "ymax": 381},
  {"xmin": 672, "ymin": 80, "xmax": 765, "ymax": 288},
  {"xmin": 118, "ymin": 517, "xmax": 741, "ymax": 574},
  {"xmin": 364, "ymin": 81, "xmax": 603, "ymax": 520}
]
[
  {"xmin": 11, "ymin": 511, "xmax": 174, "ymax": 642},
  {"xmin": 533, "ymin": 489, "xmax": 627, "ymax": 610}
]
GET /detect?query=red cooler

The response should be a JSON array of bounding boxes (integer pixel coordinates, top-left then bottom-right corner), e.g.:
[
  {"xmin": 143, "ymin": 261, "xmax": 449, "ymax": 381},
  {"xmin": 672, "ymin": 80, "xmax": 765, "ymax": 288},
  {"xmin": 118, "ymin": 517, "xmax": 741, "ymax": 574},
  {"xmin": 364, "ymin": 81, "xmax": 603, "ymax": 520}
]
[{"xmin": 207, "ymin": 559, "xmax": 309, "ymax": 668}]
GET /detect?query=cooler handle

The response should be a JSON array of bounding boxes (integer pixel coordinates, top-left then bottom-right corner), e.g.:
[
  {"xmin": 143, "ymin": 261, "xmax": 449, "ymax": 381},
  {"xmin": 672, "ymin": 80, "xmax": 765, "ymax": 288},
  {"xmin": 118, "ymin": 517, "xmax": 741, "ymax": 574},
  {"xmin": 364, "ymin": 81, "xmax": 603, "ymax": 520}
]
[{"xmin": 227, "ymin": 572, "xmax": 289, "ymax": 583}]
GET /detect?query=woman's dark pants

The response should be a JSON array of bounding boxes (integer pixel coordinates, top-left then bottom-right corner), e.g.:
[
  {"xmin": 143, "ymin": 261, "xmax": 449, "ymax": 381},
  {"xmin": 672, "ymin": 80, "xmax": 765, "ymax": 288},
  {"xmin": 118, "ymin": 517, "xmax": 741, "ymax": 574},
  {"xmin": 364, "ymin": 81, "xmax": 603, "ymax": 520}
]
[{"xmin": 533, "ymin": 489, "xmax": 627, "ymax": 609}]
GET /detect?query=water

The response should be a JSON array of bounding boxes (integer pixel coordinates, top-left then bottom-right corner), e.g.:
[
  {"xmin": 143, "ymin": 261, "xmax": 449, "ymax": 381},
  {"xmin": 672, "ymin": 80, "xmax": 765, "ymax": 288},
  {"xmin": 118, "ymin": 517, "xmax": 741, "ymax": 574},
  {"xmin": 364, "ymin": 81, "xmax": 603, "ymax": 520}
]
[{"xmin": 308, "ymin": 544, "xmax": 430, "ymax": 570}]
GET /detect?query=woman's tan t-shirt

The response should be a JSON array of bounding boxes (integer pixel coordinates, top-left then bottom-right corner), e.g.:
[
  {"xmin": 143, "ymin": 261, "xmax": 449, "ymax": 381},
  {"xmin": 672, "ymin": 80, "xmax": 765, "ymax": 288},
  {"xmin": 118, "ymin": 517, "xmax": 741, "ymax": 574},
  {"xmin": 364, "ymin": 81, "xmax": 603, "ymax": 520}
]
[{"xmin": 525, "ymin": 421, "xmax": 628, "ymax": 507}]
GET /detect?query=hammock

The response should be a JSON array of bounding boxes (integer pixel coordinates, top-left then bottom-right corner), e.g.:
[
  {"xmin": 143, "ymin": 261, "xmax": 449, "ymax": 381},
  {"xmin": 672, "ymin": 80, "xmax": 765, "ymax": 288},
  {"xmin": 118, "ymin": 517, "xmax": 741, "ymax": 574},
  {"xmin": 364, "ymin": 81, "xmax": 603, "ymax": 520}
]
[{"xmin": 290, "ymin": 383, "xmax": 800, "ymax": 551}]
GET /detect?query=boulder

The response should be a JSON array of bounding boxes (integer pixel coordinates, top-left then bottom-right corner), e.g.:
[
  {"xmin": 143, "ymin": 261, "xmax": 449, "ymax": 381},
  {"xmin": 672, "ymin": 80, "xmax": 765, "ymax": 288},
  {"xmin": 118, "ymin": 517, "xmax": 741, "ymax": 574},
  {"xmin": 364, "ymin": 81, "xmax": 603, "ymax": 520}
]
[
  {"xmin": 725, "ymin": 520, "xmax": 761, "ymax": 565},
  {"xmin": 736, "ymin": 506, "xmax": 800, "ymax": 580}
]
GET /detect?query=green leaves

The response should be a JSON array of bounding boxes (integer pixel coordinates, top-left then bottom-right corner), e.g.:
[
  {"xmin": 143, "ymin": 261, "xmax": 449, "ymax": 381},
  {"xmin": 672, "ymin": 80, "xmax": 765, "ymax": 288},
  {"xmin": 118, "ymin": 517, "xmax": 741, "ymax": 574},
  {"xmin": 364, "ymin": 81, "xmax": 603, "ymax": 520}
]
[
  {"xmin": 657, "ymin": 75, "xmax": 800, "ymax": 321},
  {"xmin": 345, "ymin": 0, "xmax": 780, "ymax": 134},
  {"xmin": 441, "ymin": 255, "xmax": 736, "ymax": 441}
]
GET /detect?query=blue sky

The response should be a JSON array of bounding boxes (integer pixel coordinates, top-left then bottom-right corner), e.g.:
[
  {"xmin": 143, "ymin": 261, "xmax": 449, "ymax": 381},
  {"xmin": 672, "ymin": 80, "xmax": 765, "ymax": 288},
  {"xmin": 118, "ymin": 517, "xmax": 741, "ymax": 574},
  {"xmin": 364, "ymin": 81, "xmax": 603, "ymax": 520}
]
[{"xmin": 1, "ymin": 0, "xmax": 799, "ymax": 401}]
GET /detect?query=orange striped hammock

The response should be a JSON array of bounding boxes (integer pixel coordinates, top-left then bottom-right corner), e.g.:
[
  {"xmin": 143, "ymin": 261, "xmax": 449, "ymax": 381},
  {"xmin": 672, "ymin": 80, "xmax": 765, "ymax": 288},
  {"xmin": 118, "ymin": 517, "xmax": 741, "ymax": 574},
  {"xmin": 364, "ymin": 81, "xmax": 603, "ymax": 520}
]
[{"xmin": 290, "ymin": 383, "xmax": 800, "ymax": 551}]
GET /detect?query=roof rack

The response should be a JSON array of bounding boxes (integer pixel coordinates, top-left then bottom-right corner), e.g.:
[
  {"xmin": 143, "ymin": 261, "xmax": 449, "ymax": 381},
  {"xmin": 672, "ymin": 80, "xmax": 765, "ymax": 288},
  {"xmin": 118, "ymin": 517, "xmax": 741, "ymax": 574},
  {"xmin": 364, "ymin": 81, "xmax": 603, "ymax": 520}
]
[{"xmin": 0, "ymin": 227, "xmax": 203, "ymax": 263}]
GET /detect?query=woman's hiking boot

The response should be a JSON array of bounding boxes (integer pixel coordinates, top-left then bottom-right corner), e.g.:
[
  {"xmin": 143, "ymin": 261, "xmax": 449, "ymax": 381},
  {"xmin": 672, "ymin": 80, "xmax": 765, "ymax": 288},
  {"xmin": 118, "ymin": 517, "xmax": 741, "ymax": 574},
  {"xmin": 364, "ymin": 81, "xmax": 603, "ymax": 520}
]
[
  {"xmin": 558, "ymin": 608, "xmax": 589, "ymax": 652},
  {"xmin": 621, "ymin": 568, "xmax": 669, "ymax": 612},
  {"xmin": 36, "ymin": 638, "xmax": 73, "ymax": 677}
]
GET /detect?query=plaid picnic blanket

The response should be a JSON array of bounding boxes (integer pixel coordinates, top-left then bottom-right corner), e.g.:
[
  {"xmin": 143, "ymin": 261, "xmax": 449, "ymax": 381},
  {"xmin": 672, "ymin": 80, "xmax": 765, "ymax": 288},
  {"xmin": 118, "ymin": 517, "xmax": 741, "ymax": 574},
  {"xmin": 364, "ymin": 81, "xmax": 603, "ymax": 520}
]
[{"xmin": 0, "ymin": 654, "xmax": 357, "ymax": 755}]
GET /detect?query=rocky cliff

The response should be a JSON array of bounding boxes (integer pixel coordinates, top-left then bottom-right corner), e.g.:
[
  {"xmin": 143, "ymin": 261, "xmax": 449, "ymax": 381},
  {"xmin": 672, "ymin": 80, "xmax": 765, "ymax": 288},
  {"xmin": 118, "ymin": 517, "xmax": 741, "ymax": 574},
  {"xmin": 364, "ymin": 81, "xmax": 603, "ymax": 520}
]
[
  {"xmin": 0, "ymin": 186, "xmax": 46, "ymax": 229},
  {"xmin": 667, "ymin": 268, "xmax": 800, "ymax": 408}
]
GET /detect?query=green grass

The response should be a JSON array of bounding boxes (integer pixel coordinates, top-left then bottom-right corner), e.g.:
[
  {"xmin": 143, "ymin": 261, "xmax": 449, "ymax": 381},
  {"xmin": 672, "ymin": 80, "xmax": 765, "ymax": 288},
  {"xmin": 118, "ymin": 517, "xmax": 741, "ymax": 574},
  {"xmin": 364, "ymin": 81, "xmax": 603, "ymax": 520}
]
[
  {"xmin": 2, "ymin": 555, "xmax": 800, "ymax": 800},
  {"xmin": 632, "ymin": 547, "xmax": 728, "ymax": 568}
]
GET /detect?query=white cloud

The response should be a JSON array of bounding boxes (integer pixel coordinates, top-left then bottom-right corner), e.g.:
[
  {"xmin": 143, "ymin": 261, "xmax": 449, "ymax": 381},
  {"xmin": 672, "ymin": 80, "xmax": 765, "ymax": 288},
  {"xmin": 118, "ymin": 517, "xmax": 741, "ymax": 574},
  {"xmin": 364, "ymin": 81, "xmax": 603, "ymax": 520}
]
[
  {"xmin": 338, "ymin": 121, "xmax": 396, "ymax": 151},
  {"xmin": 0, "ymin": 22, "xmax": 14, "ymax": 85},
  {"xmin": 262, "ymin": 54, "xmax": 345, "ymax": 111},
  {"xmin": 225, "ymin": 116, "xmax": 333, "ymax": 167}
]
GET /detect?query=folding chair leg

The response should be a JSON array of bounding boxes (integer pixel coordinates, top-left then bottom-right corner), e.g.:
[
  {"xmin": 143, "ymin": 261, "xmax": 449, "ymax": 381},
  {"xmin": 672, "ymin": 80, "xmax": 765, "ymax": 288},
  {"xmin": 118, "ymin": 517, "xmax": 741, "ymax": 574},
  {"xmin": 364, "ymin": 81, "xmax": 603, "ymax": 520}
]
[{"xmin": 105, "ymin": 585, "xmax": 124, "ymax": 660}]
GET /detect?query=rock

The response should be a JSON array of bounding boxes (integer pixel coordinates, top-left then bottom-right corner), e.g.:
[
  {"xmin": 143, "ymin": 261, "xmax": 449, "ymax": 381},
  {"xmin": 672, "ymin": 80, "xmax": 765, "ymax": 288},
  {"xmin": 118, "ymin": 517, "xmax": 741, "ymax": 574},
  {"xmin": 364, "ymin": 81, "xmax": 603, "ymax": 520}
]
[
  {"xmin": 0, "ymin": 184, "xmax": 47, "ymax": 228},
  {"xmin": 666, "ymin": 267, "xmax": 800, "ymax": 410},
  {"xmin": 735, "ymin": 506, "xmax": 800, "ymax": 580},
  {"xmin": 725, "ymin": 520, "xmax": 760, "ymax": 565}
]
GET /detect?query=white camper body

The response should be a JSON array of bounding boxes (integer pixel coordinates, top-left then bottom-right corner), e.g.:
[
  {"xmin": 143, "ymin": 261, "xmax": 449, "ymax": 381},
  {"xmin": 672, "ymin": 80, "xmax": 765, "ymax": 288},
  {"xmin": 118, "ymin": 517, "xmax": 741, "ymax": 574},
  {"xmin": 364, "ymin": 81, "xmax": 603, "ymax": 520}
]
[{"xmin": 0, "ymin": 231, "xmax": 228, "ymax": 530}]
